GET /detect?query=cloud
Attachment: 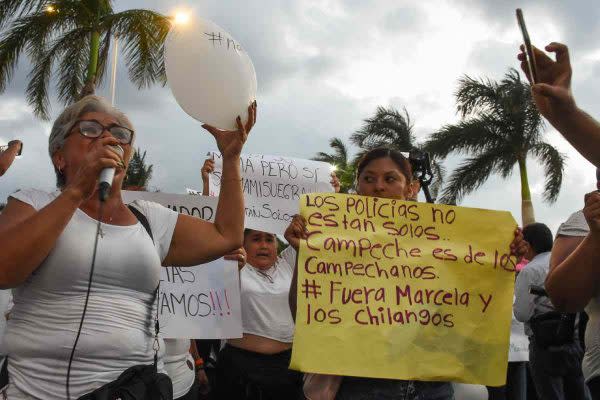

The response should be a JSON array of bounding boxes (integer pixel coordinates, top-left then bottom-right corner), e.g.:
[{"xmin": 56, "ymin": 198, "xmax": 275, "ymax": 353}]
[
  {"xmin": 0, "ymin": 0, "xmax": 599, "ymax": 237},
  {"xmin": 455, "ymin": 0, "xmax": 600, "ymax": 53}
]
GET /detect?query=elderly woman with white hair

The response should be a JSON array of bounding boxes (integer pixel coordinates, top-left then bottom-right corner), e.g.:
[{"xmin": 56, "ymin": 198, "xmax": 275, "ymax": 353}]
[{"xmin": 0, "ymin": 95, "xmax": 256, "ymax": 399}]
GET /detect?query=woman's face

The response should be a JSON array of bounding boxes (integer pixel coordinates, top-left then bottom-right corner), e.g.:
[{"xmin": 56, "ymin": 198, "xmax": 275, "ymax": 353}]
[
  {"xmin": 356, "ymin": 157, "xmax": 414, "ymax": 200},
  {"xmin": 53, "ymin": 111, "xmax": 132, "ymax": 188},
  {"xmin": 244, "ymin": 230, "xmax": 278, "ymax": 270}
]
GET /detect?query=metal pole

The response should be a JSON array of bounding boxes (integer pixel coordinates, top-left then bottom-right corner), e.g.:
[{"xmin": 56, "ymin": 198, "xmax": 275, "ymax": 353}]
[{"xmin": 110, "ymin": 36, "xmax": 119, "ymax": 105}]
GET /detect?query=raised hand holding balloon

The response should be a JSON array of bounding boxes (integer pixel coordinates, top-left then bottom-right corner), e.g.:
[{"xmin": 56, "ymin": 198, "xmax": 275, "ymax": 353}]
[{"xmin": 166, "ymin": 15, "xmax": 257, "ymax": 130}]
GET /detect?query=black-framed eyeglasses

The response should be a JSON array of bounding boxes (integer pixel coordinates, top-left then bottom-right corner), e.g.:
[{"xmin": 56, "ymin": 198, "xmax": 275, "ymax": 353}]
[{"xmin": 72, "ymin": 119, "xmax": 134, "ymax": 145}]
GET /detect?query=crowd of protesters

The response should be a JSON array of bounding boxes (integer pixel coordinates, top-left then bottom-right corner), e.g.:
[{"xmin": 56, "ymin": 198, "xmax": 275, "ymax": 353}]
[{"xmin": 0, "ymin": 40, "xmax": 599, "ymax": 400}]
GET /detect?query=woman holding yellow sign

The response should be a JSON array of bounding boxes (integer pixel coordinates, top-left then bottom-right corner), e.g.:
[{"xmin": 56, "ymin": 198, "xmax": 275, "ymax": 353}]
[{"xmin": 286, "ymin": 147, "xmax": 527, "ymax": 400}]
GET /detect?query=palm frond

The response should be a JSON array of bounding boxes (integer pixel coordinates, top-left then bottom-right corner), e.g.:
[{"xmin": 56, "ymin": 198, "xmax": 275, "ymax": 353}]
[
  {"xmin": 529, "ymin": 142, "xmax": 565, "ymax": 203},
  {"xmin": 496, "ymin": 151, "xmax": 518, "ymax": 179},
  {"xmin": 0, "ymin": 19, "xmax": 32, "ymax": 92},
  {"xmin": 25, "ymin": 33, "xmax": 68, "ymax": 118},
  {"xmin": 0, "ymin": 10, "xmax": 77, "ymax": 92},
  {"xmin": 439, "ymin": 150, "xmax": 502, "ymax": 205},
  {"xmin": 424, "ymin": 116, "xmax": 507, "ymax": 159},
  {"xmin": 329, "ymin": 137, "xmax": 349, "ymax": 167},
  {"xmin": 455, "ymin": 75, "xmax": 502, "ymax": 118},
  {"xmin": 0, "ymin": 0, "xmax": 46, "ymax": 29},
  {"xmin": 56, "ymin": 29, "xmax": 90, "ymax": 105},
  {"xmin": 351, "ymin": 106, "xmax": 416, "ymax": 151},
  {"xmin": 105, "ymin": 9, "xmax": 170, "ymax": 88}
]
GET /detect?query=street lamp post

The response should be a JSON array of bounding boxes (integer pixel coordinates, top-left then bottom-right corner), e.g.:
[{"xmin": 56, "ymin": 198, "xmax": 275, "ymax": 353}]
[{"xmin": 110, "ymin": 36, "xmax": 119, "ymax": 105}]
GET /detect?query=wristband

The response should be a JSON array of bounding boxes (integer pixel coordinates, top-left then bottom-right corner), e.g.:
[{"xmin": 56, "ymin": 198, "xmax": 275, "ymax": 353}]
[{"xmin": 195, "ymin": 357, "xmax": 204, "ymax": 371}]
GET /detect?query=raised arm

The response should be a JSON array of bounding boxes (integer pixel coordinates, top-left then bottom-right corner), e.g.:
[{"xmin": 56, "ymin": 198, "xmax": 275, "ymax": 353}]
[
  {"xmin": 518, "ymin": 42, "xmax": 600, "ymax": 167},
  {"xmin": 163, "ymin": 102, "xmax": 256, "ymax": 266},
  {"xmin": 201, "ymin": 158, "xmax": 215, "ymax": 196},
  {"xmin": 546, "ymin": 192, "xmax": 600, "ymax": 311},
  {"xmin": 0, "ymin": 140, "xmax": 22, "ymax": 176},
  {"xmin": 284, "ymin": 215, "xmax": 308, "ymax": 321}
]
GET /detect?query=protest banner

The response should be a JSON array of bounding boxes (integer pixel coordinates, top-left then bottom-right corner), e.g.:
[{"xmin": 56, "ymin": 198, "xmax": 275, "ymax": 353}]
[
  {"xmin": 290, "ymin": 193, "xmax": 517, "ymax": 386},
  {"xmin": 159, "ymin": 260, "xmax": 242, "ymax": 339},
  {"xmin": 122, "ymin": 190, "xmax": 242, "ymax": 339},
  {"xmin": 123, "ymin": 190, "xmax": 218, "ymax": 221},
  {"xmin": 208, "ymin": 152, "xmax": 334, "ymax": 234}
]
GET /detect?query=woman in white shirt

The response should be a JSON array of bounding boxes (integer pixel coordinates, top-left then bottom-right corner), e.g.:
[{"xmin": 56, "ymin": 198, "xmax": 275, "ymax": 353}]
[
  {"xmin": 216, "ymin": 229, "xmax": 302, "ymax": 399},
  {"xmin": 0, "ymin": 95, "xmax": 256, "ymax": 399}
]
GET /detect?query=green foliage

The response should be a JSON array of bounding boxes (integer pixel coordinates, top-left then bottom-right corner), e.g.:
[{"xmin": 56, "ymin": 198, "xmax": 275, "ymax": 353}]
[
  {"xmin": 350, "ymin": 106, "xmax": 444, "ymax": 199},
  {"xmin": 124, "ymin": 147, "xmax": 153, "ymax": 190},
  {"xmin": 313, "ymin": 137, "xmax": 356, "ymax": 193},
  {"xmin": 0, "ymin": 0, "xmax": 171, "ymax": 119},
  {"xmin": 424, "ymin": 68, "xmax": 564, "ymax": 205}
]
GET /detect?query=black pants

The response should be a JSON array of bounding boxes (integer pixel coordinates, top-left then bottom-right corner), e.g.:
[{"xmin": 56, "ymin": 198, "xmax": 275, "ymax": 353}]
[
  {"xmin": 486, "ymin": 362, "xmax": 527, "ymax": 400},
  {"xmin": 216, "ymin": 344, "xmax": 302, "ymax": 400},
  {"xmin": 587, "ymin": 376, "xmax": 600, "ymax": 400},
  {"xmin": 529, "ymin": 340, "xmax": 587, "ymax": 400}
]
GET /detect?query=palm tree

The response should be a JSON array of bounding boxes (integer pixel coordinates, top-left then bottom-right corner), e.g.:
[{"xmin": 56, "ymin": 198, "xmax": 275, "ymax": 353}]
[
  {"xmin": 351, "ymin": 106, "xmax": 444, "ymax": 199},
  {"xmin": 124, "ymin": 147, "xmax": 153, "ymax": 191},
  {"xmin": 313, "ymin": 137, "xmax": 355, "ymax": 193},
  {"xmin": 424, "ymin": 69, "xmax": 564, "ymax": 225},
  {"xmin": 0, "ymin": 0, "xmax": 170, "ymax": 119}
]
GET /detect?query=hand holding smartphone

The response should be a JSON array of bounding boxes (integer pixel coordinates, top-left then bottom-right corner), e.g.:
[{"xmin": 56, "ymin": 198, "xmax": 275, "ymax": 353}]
[{"xmin": 516, "ymin": 8, "xmax": 538, "ymax": 84}]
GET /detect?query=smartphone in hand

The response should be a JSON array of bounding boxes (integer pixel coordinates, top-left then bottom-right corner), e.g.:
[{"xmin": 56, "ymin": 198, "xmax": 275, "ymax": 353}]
[{"xmin": 516, "ymin": 8, "xmax": 538, "ymax": 84}]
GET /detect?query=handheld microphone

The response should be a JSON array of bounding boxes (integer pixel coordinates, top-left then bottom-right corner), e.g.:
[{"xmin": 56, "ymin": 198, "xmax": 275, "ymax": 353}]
[{"xmin": 98, "ymin": 145, "xmax": 124, "ymax": 202}]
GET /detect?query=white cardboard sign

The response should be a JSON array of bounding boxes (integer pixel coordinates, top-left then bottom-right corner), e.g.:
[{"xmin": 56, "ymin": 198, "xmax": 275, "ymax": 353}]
[
  {"xmin": 123, "ymin": 190, "xmax": 242, "ymax": 339},
  {"xmin": 207, "ymin": 152, "xmax": 334, "ymax": 234}
]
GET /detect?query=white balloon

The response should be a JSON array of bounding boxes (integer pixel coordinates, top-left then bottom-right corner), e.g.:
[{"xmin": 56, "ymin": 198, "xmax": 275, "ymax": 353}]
[{"xmin": 166, "ymin": 17, "xmax": 257, "ymax": 130}]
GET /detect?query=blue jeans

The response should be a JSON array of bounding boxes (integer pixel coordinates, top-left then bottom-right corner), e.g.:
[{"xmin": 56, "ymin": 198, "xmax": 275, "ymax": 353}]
[{"xmin": 335, "ymin": 377, "xmax": 453, "ymax": 400}]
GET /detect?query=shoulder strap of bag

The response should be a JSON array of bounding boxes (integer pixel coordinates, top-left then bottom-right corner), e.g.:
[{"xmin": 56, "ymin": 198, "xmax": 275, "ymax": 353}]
[
  {"xmin": 128, "ymin": 205, "xmax": 154, "ymax": 242},
  {"xmin": 128, "ymin": 204, "xmax": 160, "ymax": 371}
]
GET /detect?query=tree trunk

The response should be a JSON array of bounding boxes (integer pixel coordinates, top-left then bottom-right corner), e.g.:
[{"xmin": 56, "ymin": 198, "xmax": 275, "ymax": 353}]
[
  {"xmin": 518, "ymin": 157, "xmax": 535, "ymax": 226},
  {"xmin": 81, "ymin": 31, "xmax": 101, "ymax": 98}
]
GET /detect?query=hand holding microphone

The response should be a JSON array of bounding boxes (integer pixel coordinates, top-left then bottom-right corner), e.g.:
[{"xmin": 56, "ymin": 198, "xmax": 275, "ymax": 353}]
[
  {"xmin": 99, "ymin": 145, "xmax": 124, "ymax": 201},
  {"xmin": 64, "ymin": 137, "xmax": 126, "ymax": 203}
]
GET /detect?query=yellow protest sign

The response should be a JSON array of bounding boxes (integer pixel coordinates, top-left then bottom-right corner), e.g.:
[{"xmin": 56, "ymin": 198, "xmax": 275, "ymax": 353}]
[{"xmin": 290, "ymin": 193, "xmax": 518, "ymax": 386}]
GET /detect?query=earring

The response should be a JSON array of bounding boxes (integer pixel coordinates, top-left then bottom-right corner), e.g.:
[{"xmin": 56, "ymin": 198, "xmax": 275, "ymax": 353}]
[{"xmin": 58, "ymin": 165, "xmax": 63, "ymax": 174}]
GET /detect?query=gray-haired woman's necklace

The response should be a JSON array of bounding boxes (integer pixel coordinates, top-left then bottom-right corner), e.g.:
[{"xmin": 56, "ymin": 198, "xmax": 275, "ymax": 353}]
[{"xmin": 98, "ymin": 215, "xmax": 114, "ymax": 238}]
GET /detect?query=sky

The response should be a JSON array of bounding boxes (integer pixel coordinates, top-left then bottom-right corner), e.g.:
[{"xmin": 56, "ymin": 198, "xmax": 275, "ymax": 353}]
[{"xmin": 0, "ymin": 0, "xmax": 599, "ymax": 233}]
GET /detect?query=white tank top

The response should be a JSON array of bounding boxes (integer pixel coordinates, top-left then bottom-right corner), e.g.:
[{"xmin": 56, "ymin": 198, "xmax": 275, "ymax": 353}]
[
  {"xmin": 5, "ymin": 189, "xmax": 178, "ymax": 399},
  {"xmin": 239, "ymin": 247, "xmax": 295, "ymax": 342}
]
